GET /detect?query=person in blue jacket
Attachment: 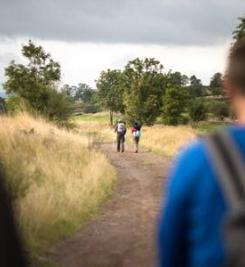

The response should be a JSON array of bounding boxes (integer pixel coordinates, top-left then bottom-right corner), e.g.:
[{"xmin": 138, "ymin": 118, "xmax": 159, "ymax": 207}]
[{"xmin": 158, "ymin": 39, "xmax": 245, "ymax": 267}]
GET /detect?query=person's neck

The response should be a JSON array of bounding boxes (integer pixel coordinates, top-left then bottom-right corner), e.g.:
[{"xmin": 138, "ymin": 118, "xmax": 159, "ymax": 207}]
[{"xmin": 237, "ymin": 115, "xmax": 245, "ymax": 126}]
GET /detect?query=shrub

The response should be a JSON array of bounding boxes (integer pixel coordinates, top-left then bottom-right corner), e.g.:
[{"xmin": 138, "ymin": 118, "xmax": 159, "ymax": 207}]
[
  {"xmin": 207, "ymin": 100, "xmax": 230, "ymax": 120},
  {"xmin": 162, "ymin": 86, "xmax": 188, "ymax": 125},
  {"xmin": 43, "ymin": 89, "xmax": 73, "ymax": 124},
  {"xmin": 6, "ymin": 96, "xmax": 32, "ymax": 114},
  {"xmin": 213, "ymin": 102, "xmax": 230, "ymax": 120},
  {"xmin": 189, "ymin": 100, "xmax": 207, "ymax": 122},
  {"xmin": 82, "ymin": 103, "xmax": 101, "ymax": 114}
]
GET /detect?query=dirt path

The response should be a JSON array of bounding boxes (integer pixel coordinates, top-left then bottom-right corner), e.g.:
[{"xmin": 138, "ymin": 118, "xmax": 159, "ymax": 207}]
[{"xmin": 51, "ymin": 143, "xmax": 170, "ymax": 267}]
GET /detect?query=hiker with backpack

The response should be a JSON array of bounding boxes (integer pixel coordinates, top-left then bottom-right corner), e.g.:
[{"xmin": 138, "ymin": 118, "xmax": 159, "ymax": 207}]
[
  {"xmin": 114, "ymin": 119, "xmax": 127, "ymax": 152},
  {"xmin": 132, "ymin": 121, "xmax": 141, "ymax": 153},
  {"xmin": 158, "ymin": 39, "xmax": 245, "ymax": 267}
]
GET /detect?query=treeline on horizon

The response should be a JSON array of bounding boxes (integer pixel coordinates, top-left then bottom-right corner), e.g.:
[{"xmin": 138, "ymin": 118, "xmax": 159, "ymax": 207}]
[{"xmin": 1, "ymin": 16, "xmax": 245, "ymax": 126}]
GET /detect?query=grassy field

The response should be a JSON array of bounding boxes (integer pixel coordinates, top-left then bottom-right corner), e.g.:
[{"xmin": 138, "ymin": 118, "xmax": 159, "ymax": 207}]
[
  {"xmin": 139, "ymin": 125, "xmax": 196, "ymax": 157},
  {"xmin": 73, "ymin": 112, "xmax": 121, "ymax": 125},
  {"xmin": 74, "ymin": 112, "xmax": 227, "ymax": 157},
  {"xmin": 0, "ymin": 114, "xmax": 116, "ymax": 263},
  {"xmin": 0, "ymin": 112, "xmax": 225, "ymax": 262},
  {"xmin": 195, "ymin": 121, "xmax": 228, "ymax": 134}
]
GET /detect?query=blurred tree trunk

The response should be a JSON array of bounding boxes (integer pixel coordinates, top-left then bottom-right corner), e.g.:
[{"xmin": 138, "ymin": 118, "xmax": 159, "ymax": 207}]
[{"xmin": 109, "ymin": 110, "xmax": 113, "ymax": 126}]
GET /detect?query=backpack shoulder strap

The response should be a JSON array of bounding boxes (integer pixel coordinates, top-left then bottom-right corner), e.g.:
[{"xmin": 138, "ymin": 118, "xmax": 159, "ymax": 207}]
[{"xmin": 206, "ymin": 131, "xmax": 245, "ymax": 208}]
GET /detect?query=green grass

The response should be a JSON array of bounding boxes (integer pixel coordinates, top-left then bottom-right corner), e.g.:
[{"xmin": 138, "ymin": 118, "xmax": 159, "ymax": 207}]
[
  {"xmin": 72, "ymin": 112, "xmax": 121, "ymax": 125},
  {"xmin": 74, "ymin": 112, "xmax": 229, "ymax": 133},
  {"xmin": 195, "ymin": 122, "xmax": 228, "ymax": 134}
]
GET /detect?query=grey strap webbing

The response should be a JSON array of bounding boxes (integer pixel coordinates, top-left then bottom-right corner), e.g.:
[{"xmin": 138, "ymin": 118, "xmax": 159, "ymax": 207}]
[{"xmin": 206, "ymin": 131, "xmax": 245, "ymax": 208}]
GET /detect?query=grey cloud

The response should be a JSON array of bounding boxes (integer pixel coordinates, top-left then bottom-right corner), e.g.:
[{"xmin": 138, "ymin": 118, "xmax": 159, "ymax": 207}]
[
  {"xmin": 0, "ymin": 0, "xmax": 244, "ymax": 45},
  {"xmin": 0, "ymin": 52, "xmax": 20, "ymax": 64}
]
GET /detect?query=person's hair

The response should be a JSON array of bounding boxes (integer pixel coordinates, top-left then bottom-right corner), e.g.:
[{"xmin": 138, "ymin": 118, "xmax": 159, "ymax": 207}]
[{"xmin": 226, "ymin": 40, "xmax": 245, "ymax": 94}]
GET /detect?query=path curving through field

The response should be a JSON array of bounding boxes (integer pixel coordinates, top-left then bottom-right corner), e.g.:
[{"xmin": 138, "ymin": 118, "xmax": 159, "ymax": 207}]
[{"xmin": 51, "ymin": 142, "xmax": 170, "ymax": 267}]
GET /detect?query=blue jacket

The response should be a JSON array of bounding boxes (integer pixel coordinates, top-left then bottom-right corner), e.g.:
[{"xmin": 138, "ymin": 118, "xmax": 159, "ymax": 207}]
[{"xmin": 158, "ymin": 126, "xmax": 245, "ymax": 267}]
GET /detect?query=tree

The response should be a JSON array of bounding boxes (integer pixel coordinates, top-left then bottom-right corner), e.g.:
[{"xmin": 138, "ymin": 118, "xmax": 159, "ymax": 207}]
[
  {"xmin": 210, "ymin": 72, "xmax": 223, "ymax": 88},
  {"xmin": 181, "ymin": 74, "xmax": 189, "ymax": 87},
  {"xmin": 4, "ymin": 40, "xmax": 71, "ymax": 122},
  {"xmin": 62, "ymin": 83, "xmax": 100, "ymax": 114},
  {"xmin": 233, "ymin": 16, "xmax": 245, "ymax": 41},
  {"xmin": 189, "ymin": 100, "xmax": 207, "ymax": 122},
  {"xmin": 209, "ymin": 72, "xmax": 223, "ymax": 96},
  {"xmin": 189, "ymin": 75, "xmax": 203, "ymax": 97},
  {"xmin": 74, "ymin": 83, "xmax": 96, "ymax": 103},
  {"xmin": 62, "ymin": 83, "xmax": 96, "ymax": 104},
  {"xmin": 123, "ymin": 58, "xmax": 166, "ymax": 125},
  {"xmin": 96, "ymin": 69, "xmax": 124, "ymax": 125},
  {"xmin": 167, "ymin": 71, "xmax": 189, "ymax": 87},
  {"xmin": 61, "ymin": 84, "xmax": 77, "ymax": 99},
  {"xmin": 162, "ymin": 85, "xmax": 189, "ymax": 125}
]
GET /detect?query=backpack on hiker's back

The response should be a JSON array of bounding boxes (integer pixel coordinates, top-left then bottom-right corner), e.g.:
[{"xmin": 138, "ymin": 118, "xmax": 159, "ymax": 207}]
[
  {"xmin": 132, "ymin": 122, "xmax": 141, "ymax": 138},
  {"xmin": 117, "ymin": 122, "xmax": 126, "ymax": 135},
  {"xmin": 206, "ymin": 132, "xmax": 245, "ymax": 267},
  {"xmin": 133, "ymin": 129, "xmax": 141, "ymax": 138}
]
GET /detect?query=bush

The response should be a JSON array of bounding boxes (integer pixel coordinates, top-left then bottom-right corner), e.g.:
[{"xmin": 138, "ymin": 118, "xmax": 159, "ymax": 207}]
[
  {"xmin": 6, "ymin": 91, "xmax": 73, "ymax": 126},
  {"xmin": 189, "ymin": 100, "xmax": 207, "ymax": 122},
  {"xmin": 43, "ymin": 89, "xmax": 73, "ymax": 124},
  {"xmin": 6, "ymin": 96, "xmax": 32, "ymax": 114},
  {"xmin": 207, "ymin": 100, "xmax": 230, "ymax": 120},
  {"xmin": 213, "ymin": 102, "xmax": 230, "ymax": 120},
  {"xmin": 162, "ymin": 86, "xmax": 188, "ymax": 125},
  {"xmin": 82, "ymin": 103, "xmax": 101, "ymax": 114}
]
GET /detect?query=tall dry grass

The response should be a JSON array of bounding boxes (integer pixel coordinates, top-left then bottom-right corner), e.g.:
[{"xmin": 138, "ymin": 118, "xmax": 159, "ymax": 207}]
[
  {"xmin": 78, "ymin": 121, "xmax": 115, "ymax": 141},
  {"xmin": 76, "ymin": 118, "xmax": 197, "ymax": 157},
  {"xmin": 140, "ymin": 125, "xmax": 197, "ymax": 157},
  {"xmin": 0, "ymin": 114, "xmax": 116, "ymax": 259}
]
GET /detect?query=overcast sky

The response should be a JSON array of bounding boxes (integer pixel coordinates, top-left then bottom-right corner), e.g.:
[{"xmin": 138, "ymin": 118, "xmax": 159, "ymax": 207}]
[{"xmin": 0, "ymin": 0, "xmax": 244, "ymax": 90}]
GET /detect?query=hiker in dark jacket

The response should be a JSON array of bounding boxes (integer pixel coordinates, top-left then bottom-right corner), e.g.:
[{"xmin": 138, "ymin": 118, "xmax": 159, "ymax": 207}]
[
  {"xmin": 158, "ymin": 40, "xmax": 245, "ymax": 267},
  {"xmin": 115, "ymin": 120, "xmax": 127, "ymax": 152}
]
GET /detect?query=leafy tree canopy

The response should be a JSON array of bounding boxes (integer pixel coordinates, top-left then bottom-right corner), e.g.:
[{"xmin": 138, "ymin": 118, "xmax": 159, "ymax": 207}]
[
  {"xmin": 123, "ymin": 58, "xmax": 166, "ymax": 125},
  {"xmin": 162, "ymin": 85, "xmax": 189, "ymax": 125},
  {"xmin": 96, "ymin": 69, "xmax": 124, "ymax": 124},
  {"xmin": 4, "ymin": 40, "xmax": 71, "ymax": 123},
  {"xmin": 209, "ymin": 72, "xmax": 223, "ymax": 96},
  {"xmin": 188, "ymin": 75, "xmax": 203, "ymax": 97},
  {"xmin": 62, "ymin": 83, "xmax": 96, "ymax": 103}
]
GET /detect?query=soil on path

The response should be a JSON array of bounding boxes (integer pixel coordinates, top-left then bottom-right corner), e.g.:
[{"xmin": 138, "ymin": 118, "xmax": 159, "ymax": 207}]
[{"xmin": 51, "ymin": 143, "xmax": 170, "ymax": 267}]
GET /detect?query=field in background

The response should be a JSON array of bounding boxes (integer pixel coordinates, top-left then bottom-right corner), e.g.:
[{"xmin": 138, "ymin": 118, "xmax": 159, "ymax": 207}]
[
  {"xmin": 74, "ymin": 112, "xmax": 227, "ymax": 157},
  {"xmin": 140, "ymin": 125, "xmax": 196, "ymax": 157},
  {"xmin": 195, "ymin": 121, "xmax": 228, "ymax": 134},
  {"xmin": 73, "ymin": 112, "xmax": 121, "ymax": 125},
  {"xmin": 0, "ymin": 114, "xmax": 116, "ymax": 263}
]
